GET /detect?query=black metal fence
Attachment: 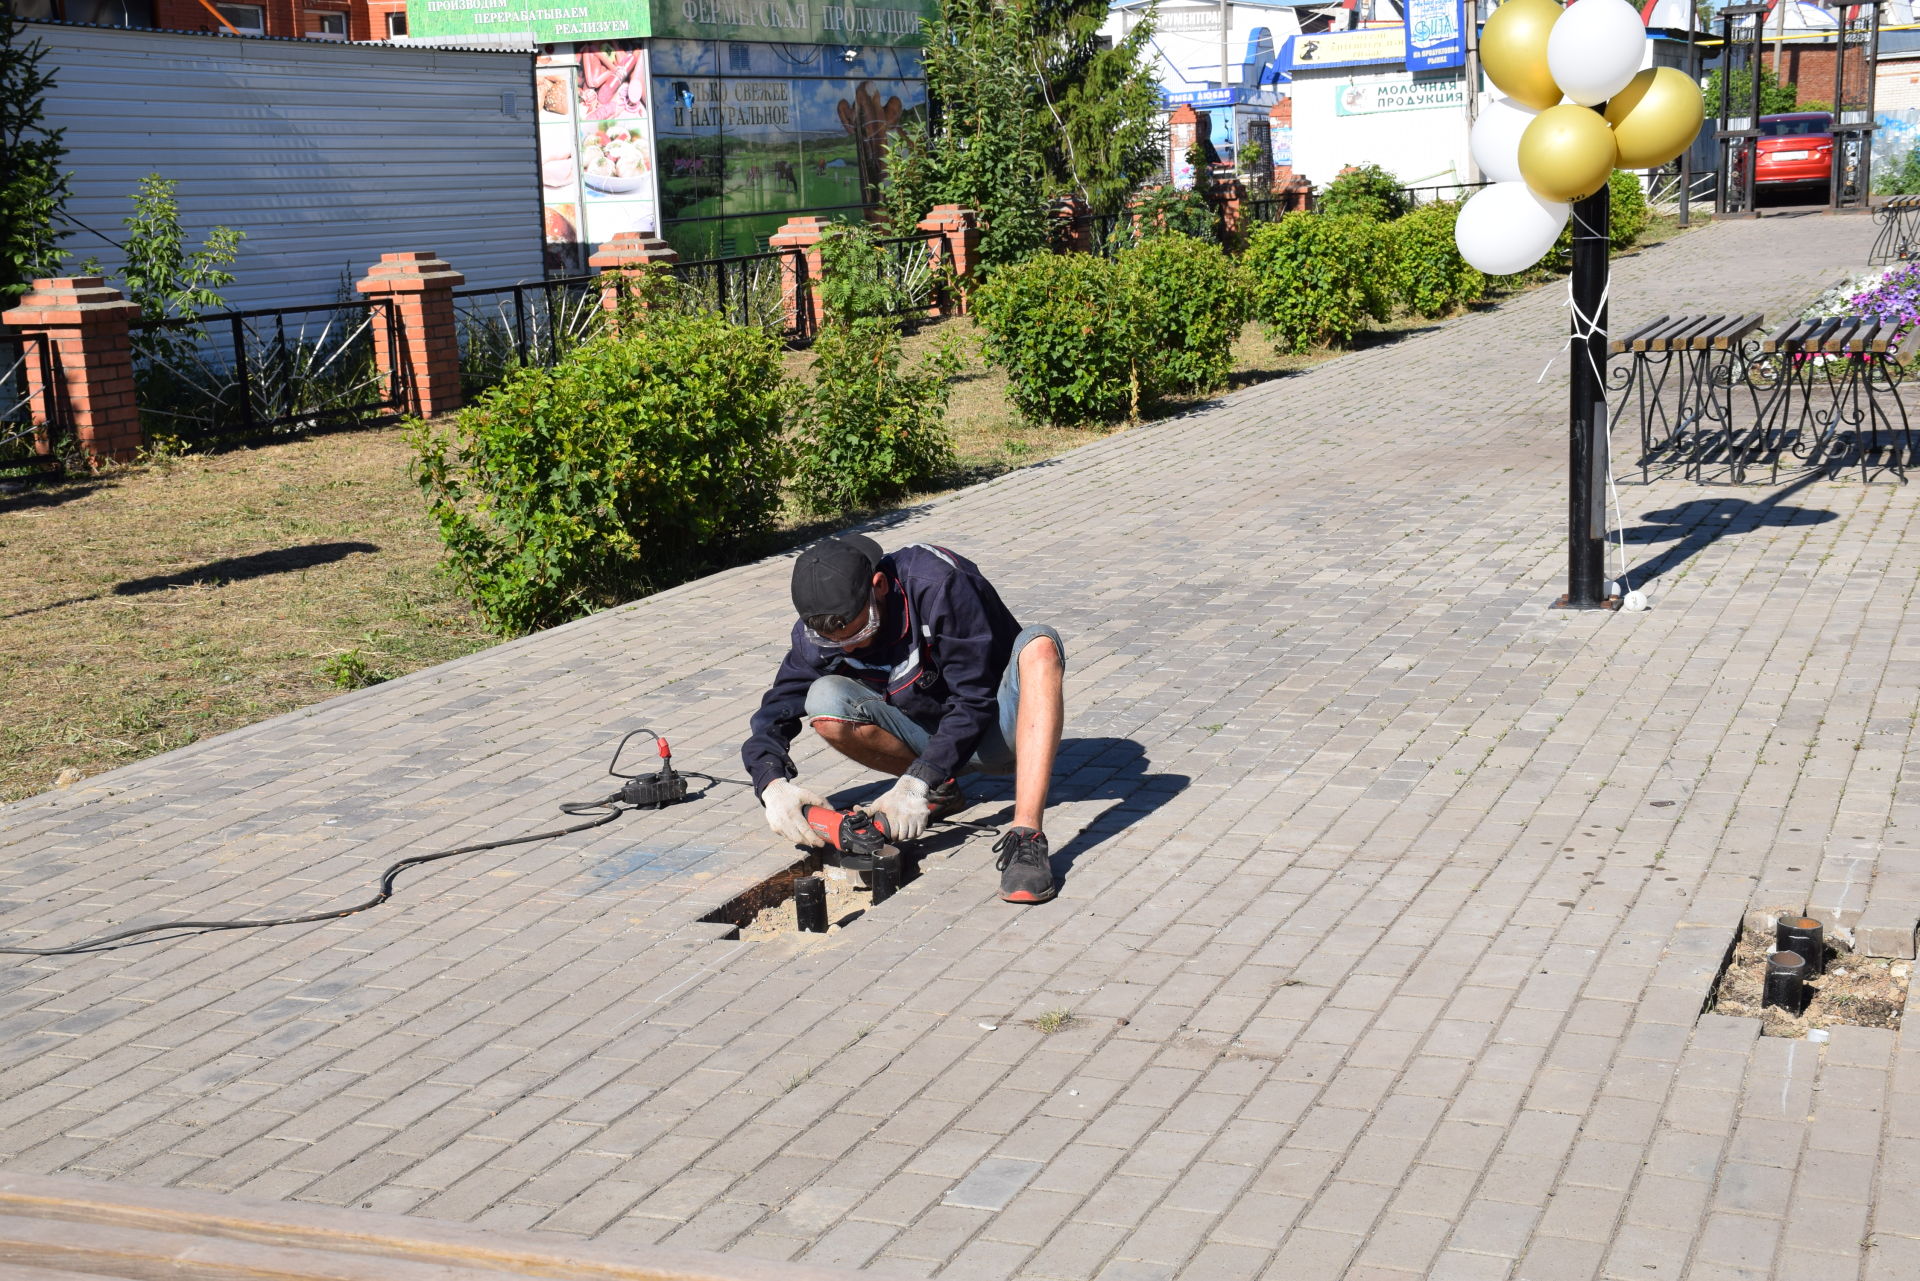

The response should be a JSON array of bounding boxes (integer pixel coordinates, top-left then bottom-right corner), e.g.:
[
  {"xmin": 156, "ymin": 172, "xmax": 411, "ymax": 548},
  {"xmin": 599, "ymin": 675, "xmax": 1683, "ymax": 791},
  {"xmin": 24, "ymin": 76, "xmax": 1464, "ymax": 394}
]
[
  {"xmin": 451, "ymin": 275, "xmax": 607, "ymax": 400},
  {"xmin": 872, "ymin": 231, "xmax": 949, "ymax": 321},
  {"xmin": 127, "ymin": 299, "xmax": 405, "ymax": 451},
  {"xmin": 673, "ymin": 248, "xmax": 810, "ymax": 337},
  {"xmin": 452, "ymin": 247, "xmax": 825, "ymax": 400},
  {"xmin": 1396, "ymin": 181, "xmax": 1491, "ymax": 208},
  {"xmin": 0, "ymin": 329, "xmax": 62, "ymax": 476}
]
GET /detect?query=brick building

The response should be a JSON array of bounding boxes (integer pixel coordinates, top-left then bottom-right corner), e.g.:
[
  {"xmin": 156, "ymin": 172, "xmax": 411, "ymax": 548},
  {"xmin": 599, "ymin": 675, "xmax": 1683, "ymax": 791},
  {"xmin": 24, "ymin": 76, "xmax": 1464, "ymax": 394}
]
[{"xmin": 18, "ymin": 0, "xmax": 408, "ymax": 42}]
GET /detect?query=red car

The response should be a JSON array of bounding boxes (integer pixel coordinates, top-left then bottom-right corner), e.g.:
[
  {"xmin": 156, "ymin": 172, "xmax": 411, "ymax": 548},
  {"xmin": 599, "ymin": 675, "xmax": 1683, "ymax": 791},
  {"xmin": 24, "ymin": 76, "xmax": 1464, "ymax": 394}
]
[{"xmin": 1755, "ymin": 112, "xmax": 1834, "ymax": 188}]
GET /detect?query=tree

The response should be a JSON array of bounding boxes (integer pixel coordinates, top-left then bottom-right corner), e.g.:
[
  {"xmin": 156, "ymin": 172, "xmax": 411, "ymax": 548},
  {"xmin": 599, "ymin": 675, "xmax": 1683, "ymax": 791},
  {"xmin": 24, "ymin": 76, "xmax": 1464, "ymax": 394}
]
[
  {"xmin": 1022, "ymin": 0, "xmax": 1165, "ymax": 216},
  {"xmin": 884, "ymin": 0, "xmax": 1166, "ymax": 260},
  {"xmin": 912, "ymin": 0, "xmax": 1051, "ymax": 268},
  {"xmin": 1, "ymin": 9, "xmax": 70, "ymax": 300},
  {"xmin": 1702, "ymin": 64, "xmax": 1799, "ymax": 119},
  {"xmin": 110, "ymin": 175, "xmax": 243, "ymax": 321}
]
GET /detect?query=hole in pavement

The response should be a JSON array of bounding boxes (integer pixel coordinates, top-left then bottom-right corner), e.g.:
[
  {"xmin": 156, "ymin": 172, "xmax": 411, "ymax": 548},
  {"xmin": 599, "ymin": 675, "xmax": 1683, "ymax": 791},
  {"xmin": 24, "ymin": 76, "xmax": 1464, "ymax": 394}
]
[
  {"xmin": 1706, "ymin": 922, "xmax": 1909, "ymax": 1037},
  {"xmin": 699, "ymin": 854, "xmax": 879, "ymax": 941}
]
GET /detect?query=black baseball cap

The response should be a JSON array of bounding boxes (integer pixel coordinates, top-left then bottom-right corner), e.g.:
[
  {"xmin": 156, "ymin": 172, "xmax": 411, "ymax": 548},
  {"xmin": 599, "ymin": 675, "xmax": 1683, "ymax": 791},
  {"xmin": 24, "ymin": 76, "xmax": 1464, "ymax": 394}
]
[{"xmin": 791, "ymin": 534, "xmax": 883, "ymax": 621}]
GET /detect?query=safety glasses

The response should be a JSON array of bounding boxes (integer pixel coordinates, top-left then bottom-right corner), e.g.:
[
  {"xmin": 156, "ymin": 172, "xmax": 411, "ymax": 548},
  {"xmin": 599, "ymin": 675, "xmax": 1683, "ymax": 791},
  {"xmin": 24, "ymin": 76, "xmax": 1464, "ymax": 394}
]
[{"xmin": 804, "ymin": 598, "xmax": 880, "ymax": 649}]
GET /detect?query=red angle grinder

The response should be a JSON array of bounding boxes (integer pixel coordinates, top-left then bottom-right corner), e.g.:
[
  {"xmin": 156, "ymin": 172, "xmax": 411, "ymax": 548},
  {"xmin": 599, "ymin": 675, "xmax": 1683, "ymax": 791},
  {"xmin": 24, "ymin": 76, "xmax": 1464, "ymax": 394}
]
[{"xmin": 803, "ymin": 805, "xmax": 900, "ymax": 871}]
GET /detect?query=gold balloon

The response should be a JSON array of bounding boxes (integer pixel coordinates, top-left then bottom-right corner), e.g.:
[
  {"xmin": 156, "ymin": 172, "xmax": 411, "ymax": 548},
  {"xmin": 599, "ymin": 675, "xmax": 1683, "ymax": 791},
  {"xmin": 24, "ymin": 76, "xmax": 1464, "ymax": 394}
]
[
  {"xmin": 1605, "ymin": 67, "xmax": 1707, "ymax": 169},
  {"xmin": 1518, "ymin": 104, "xmax": 1617, "ymax": 201},
  {"xmin": 1480, "ymin": 0, "xmax": 1564, "ymax": 112}
]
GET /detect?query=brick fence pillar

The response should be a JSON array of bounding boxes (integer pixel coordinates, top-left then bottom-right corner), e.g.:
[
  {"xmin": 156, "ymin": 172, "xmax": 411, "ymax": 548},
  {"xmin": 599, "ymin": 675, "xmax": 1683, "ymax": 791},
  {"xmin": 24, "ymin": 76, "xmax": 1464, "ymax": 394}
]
[
  {"xmin": 916, "ymin": 205, "xmax": 981, "ymax": 315},
  {"xmin": 1, "ymin": 277, "xmax": 143, "ymax": 463},
  {"xmin": 355, "ymin": 252, "xmax": 465, "ymax": 419},
  {"xmin": 588, "ymin": 231, "xmax": 680, "ymax": 321},
  {"xmin": 1050, "ymin": 195, "xmax": 1091, "ymax": 254},
  {"xmin": 1216, "ymin": 173, "xmax": 1248, "ymax": 239},
  {"xmin": 769, "ymin": 216, "xmax": 831, "ymax": 335}
]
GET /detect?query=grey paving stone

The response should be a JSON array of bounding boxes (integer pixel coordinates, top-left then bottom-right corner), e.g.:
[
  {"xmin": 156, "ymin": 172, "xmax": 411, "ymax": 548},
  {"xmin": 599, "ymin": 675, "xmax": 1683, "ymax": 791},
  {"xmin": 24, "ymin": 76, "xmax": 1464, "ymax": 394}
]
[
  {"xmin": 1, "ymin": 212, "xmax": 1912, "ymax": 1280},
  {"xmin": 942, "ymin": 1156, "xmax": 1043, "ymax": 1211}
]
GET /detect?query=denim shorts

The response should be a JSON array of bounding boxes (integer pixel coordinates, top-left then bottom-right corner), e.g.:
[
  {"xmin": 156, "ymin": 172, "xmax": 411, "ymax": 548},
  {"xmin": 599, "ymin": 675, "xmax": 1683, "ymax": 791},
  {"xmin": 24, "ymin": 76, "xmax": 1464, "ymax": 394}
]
[{"xmin": 803, "ymin": 624, "xmax": 1064, "ymax": 775}]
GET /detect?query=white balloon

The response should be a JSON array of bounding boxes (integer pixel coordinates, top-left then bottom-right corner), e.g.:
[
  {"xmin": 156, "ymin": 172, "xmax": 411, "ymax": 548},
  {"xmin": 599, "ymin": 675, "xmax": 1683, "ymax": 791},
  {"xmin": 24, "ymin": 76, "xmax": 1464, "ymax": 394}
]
[
  {"xmin": 1471, "ymin": 96, "xmax": 1541, "ymax": 184},
  {"xmin": 1454, "ymin": 181, "xmax": 1570, "ymax": 276},
  {"xmin": 1547, "ymin": 0, "xmax": 1648, "ymax": 106}
]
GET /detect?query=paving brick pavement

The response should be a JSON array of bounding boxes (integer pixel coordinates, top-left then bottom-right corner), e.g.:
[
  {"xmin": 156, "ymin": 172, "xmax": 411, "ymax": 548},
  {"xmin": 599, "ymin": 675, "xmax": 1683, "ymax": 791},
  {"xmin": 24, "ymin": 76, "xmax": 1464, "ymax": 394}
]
[{"xmin": 3, "ymin": 212, "xmax": 1918, "ymax": 1279}]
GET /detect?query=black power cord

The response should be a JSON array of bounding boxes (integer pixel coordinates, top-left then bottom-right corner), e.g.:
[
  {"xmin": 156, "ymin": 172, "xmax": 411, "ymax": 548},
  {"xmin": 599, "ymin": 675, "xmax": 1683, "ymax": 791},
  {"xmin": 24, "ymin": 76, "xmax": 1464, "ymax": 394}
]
[{"xmin": 0, "ymin": 730, "xmax": 743, "ymax": 958}]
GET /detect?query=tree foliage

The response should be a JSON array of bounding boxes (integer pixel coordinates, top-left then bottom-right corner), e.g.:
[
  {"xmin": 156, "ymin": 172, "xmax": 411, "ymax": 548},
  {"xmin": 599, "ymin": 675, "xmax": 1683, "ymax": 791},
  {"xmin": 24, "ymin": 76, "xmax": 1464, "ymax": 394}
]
[
  {"xmin": 1, "ymin": 10, "xmax": 69, "ymax": 300},
  {"xmin": 1702, "ymin": 64, "xmax": 1799, "ymax": 118},
  {"xmin": 1024, "ymin": 0, "xmax": 1164, "ymax": 216},
  {"xmin": 109, "ymin": 175, "xmax": 244, "ymax": 320},
  {"xmin": 887, "ymin": 0, "xmax": 1165, "ymax": 259},
  {"xmin": 912, "ymin": 0, "xmax": 1050, "ymax": 269}
]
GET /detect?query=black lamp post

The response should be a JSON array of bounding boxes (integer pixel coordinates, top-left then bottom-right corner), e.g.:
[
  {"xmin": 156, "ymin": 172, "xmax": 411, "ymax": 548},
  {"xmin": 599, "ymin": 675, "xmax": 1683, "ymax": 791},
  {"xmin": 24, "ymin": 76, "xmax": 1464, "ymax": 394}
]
[{"xmin": 1556, "ymin": 186, "xmax": 1612, "ymax": 610}]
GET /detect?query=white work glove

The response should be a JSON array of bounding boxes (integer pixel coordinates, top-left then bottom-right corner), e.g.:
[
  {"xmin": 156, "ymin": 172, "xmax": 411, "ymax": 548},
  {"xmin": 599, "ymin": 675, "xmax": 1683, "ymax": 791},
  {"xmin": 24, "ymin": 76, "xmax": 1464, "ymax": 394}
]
[
  {"xmin": 863, "ymin": 774, "xmax": 931, "ymax": 843},
  {"xmin": 762, "ymin": 778, "xmax": 829, "ymax": 847}
]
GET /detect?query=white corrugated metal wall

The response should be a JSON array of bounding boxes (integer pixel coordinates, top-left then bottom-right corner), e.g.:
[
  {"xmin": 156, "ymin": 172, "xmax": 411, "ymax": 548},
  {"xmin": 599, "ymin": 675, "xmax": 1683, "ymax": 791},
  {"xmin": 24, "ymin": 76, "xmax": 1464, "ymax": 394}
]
[{"xmin": 34, "ymin": 22, "xmax": 544, "ymax": 311}]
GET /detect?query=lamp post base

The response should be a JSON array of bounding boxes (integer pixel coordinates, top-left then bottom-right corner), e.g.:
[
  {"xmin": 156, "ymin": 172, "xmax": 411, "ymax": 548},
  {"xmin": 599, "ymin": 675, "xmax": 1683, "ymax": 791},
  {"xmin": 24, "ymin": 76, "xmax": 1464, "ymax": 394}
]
[{"xmin": 1551, "ymin": 593, "xmax": 1620, "ymax": 611}]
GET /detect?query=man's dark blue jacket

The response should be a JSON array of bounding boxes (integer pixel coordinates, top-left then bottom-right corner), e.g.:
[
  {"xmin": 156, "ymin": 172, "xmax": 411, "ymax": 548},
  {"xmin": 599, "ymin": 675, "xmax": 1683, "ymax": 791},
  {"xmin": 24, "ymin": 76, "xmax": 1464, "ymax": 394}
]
[{"xmin": 742, "ymin": 544, "xmax": 1021, "ymax": 797}]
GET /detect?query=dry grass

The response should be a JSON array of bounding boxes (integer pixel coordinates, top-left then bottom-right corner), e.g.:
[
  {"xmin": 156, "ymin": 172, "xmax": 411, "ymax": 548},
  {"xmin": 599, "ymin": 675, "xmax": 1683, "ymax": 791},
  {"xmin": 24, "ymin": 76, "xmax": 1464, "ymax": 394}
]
[
  {"xmin": 3, "ymin": 225, "xmax": 1702, "ymax": 803},
  {"xmin": 0, "ymin": 433, "xmax": 494, "ymax": 803}
]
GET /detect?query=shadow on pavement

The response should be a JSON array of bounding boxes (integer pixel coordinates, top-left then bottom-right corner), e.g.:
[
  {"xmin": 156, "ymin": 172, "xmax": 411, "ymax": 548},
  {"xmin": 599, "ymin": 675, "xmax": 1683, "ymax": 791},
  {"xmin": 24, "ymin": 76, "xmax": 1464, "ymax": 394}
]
[
  {"xmin": 838, "ymin": 737, "xmax": 1189, "ymax": 893},
  {"xmin": 1621, "ymin": 471, "xmax": 1835, "ymax": 587}
]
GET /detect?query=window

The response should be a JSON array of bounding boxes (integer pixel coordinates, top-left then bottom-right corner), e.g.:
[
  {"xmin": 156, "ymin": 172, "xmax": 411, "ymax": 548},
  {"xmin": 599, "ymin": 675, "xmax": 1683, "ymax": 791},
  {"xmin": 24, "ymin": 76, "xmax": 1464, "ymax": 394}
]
[
  {"xmin": 1759, "ymin": 115, "xmax": 1831, "ymax": 137},
  {"xmin": 213, "ymin": 2, "xmax": 264, "ymax": 32},
  {"xmin": 308, "ymin": 10, "xmax": 348, "ymax": 38},
  {"xmin": 386, "ymin": 10, "xmax": 408, "ymax": 36}
]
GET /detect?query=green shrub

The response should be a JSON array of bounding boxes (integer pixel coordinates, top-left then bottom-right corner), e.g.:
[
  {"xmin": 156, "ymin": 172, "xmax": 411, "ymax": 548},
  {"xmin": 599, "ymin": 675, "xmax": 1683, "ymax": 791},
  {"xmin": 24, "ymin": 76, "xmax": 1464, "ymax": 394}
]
[
  {"xmin": 817, "ymin": 222, "xmax": 925, "ymax": 324},
  {"xmin": 1243, "ymin": 213, "xmax": 1393, "ymax": 354},
  {"xmin": 1118, "ymin": 233, "xmax": 1245, "ymax": 395},
  {"xmin": 1316, "ymin": 163, "xmax": 1409, "ymax": 221},
  {"xmin": 1878, "ymin": 143, "xmax": 1920, "ymax": 196},
  {"xmin": 1392, "ymin": 202, "xmax": 1485, "ymax": 318},
  {"xmin": 1608, "ymin": 169, "xmax": 1650, "ymax": 251},
  {"xmin": 410, "ymin": 312, "xmax": 788, "ymax": 635},
  {"xmin": 974, "ymin": 252, "xmax": 1147, "ymax": 425},
  {"xmin": 1133, "ymin": 185, "xmax": 1218, "ymax": 242},
  {"xmin": 791, "ymin": 317, "xmax": 956, "ymax": 517}
]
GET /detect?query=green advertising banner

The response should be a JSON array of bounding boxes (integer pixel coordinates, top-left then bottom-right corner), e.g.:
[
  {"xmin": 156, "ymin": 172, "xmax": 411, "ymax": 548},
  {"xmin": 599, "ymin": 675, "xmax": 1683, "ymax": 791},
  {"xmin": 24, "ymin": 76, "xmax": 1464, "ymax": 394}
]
[
  {"xmin": 651, "ymin": 0, "xmax": 931, "ymax": 46},
  {"xmin": 410, "ymin": 0, "xmax": 648, "ymax": 44},
  {"xmin": 411, "ymin": 0, "xmax": 932, "ymax": 46}
]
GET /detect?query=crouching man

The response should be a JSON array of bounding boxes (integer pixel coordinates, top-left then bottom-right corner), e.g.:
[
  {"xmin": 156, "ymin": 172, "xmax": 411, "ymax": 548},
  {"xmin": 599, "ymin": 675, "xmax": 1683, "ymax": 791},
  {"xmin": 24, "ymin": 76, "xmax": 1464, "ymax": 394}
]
[{"xmin": 741, "ymin": 535, "xmax": 1065, "ymax": 903}]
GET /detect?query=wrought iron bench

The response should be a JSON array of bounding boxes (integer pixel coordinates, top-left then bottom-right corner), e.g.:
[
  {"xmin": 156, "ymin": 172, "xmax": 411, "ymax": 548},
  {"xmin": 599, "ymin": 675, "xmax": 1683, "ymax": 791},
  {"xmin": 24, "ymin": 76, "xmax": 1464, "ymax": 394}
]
[
  {"xmin": 1870, "ymin": 193, "xmax": 1920, "ymax": 264},
  {"xmin": 1746, "ymin": 318, "xmax": 1911, "ymax": 482},
  {"xmin": 1608, "ymin": 313, "xmax": 1765, "ymax": 482}
]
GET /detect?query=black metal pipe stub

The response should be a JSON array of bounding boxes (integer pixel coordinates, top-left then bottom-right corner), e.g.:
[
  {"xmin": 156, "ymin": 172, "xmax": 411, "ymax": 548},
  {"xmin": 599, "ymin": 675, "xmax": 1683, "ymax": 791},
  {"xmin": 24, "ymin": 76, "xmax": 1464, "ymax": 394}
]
[
  {"xmin": 794, "ymin": 876, "xmax": 828, "ymax": 934},
  {"xmin": 1776, "ymin": 917, "xmax": 1826, "ymax": 976},
  {"xmin": 1764, "ymin": 950, "xmax": 1808, "ymax": 1013},
  {"xmin": 870, "ymin": 852, "xmax": 900, "ymax": 905}
]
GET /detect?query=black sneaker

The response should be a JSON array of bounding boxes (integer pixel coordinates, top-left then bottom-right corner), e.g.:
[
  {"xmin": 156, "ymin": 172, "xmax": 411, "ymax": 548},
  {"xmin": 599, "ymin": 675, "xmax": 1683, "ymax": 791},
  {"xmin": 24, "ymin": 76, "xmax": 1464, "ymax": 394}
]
[
  {"xmin": 993, "ymin": 827, "xmax": 1055, "ymax": 904},
  {"xmin": 928, "ymin": 778, "xmax": 968, "ymax": 822}
]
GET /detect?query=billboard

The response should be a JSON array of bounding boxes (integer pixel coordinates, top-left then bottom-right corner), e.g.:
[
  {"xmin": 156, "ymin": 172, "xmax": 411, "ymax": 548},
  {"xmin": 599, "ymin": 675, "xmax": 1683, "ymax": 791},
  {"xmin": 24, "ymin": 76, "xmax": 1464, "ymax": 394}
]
[
  {"xmin": 651, "ymin": 38, "xmax": 926, "ymax": 258},
  {"xmin": 410, "ymin": 0, "xmax": 934, "ymax": 46},
  {"xmin": 411, "ymin": 0, "xmax": 648, "ymax": 43},
  {"xmin": 537, "ymin": 42, "xmax": 658, "ymax": 273}
]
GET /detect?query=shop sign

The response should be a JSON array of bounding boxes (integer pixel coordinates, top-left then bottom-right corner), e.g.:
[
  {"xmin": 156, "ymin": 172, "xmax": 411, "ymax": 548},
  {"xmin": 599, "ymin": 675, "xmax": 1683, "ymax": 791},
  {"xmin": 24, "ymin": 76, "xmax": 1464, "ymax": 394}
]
[
  {"xmin": 1333, "ymin": 73, "xmax": 1465, "ymax": 115},
  {"xmin": 411, "ymin": 0, "xmax": 648, "ymax": 42},
  {"xmin": 1403, "ymin": 0, "xmax": 1464, "ymax": 71},
  {"xmin": 411, "ymin": 0, "xmax": 935, "ymax": 47},
  {"xmin": 1279, "ymin": 26, "xmax": 1407, "ymax": 71},
  {"xmin": 653, "ymin": 0, "xmax": 935, "ymax": 46},
  {"xmin": 1165, "ymin": 87, "xmax": 1238, "ymax": 108}
]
